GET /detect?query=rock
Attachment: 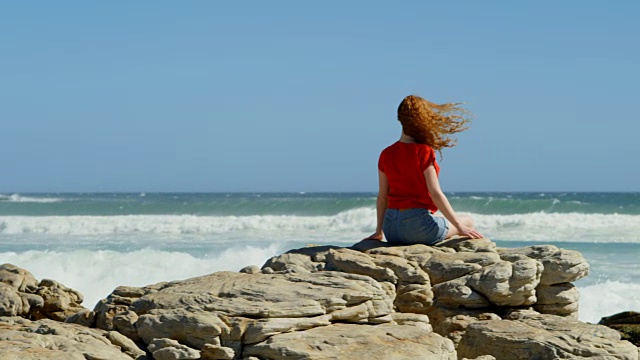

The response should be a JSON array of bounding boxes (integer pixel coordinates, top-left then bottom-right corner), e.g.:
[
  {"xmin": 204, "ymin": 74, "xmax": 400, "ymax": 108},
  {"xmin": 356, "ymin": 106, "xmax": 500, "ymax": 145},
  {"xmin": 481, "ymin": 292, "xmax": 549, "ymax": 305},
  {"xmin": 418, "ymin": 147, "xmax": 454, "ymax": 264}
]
[
  {"xmin": 423, "ymin": 252, "xmax": 499, "ymax": 285},
  {"xmin": 243, "ymin": 315, "xmax": 332, "ymax": 344},
  {"xmin": 238, "ymin": 265, "xmax": 260, "ymax": 274},
  {"xmin": 0, "ymin": 264, "xmax": 88, "ymax": 321},
  {"xmin": 534, "ymin": 283, "xmax": 580, "ymax": 318},
  {"xmin": 33, "ymin": 279, "xmax": 86, "ymax": 321},
  {"xmin": 243, "ymin": 323, "xmax": 456, "ymax": 360},
  {"xmin": 457, "ymin": 311, "xmax": 638, "ymax": 360},
  {"xmin": 499, "ymin": 245, "xmax": 590, "ymax": 285},
  {"xmin": 600, "ymin": 311, "xmax": 640, "ymax": 326},
  {"xmin": 432, "ymin": 278, "xmax": 491, "ymax": 309},
  {"xmin": 19, "ymin": 292, "xmax": 45, "ymax": 315},
  {"xmin": 94, "ymin": 270, "xmax": 432, "ymax": 357},
  {"xmin": 200, "ymin": 344, "xmax": 235, "ymax": 360},
  {"xmin": 1, "ymin": 237, "xmax": 611, "ymax": 360},
  {"xmin": 147, "ymin": 338, "xmax": 200, "ymax": 360},
  {"xmin": 325, "ymin": 248, "xmax": 398, "ymax": 283},
  {"xmin": 467, "ymin": 257, "xmax": 542, "ymax": 306},
  {"xmin": 0, "ymin": 263, "xmax": 39, "ymax": 292},
  {"xmin": 0, "ymin": 282, "xmax": 25, "ymax": 316},
  {"xmin": 137, "ymin": 308, "xmax": 230, "ymax": 349},
  {"xmin": 65, "ymin": 309, "xmax": 97, "ymax": 327},
  {"xmin": 369, "ymin": 253, "xmax": 430, "ymax": 284},
  {"xmin": 0, "ymin": 316, "xmax": 138, "ymax": 359},
  {"xmin": 426, "ymin": 306, "xmax": 501, "ymax": 344},
  {"xmin": 366, "ymin": 243, "xmax": 451, "ymax": 264},
  {"xmin": 262, "ymin": 253, "xmax": 321, "ymax": 273},
  {"xmin": 126, "ymin": 271, "xmax": 393, "ymax": 321},
  {"xmin": 394, "ymin": 283, "xmax": 434, "ymax": 314},
  {"xmin": 600, "ymin": 311, "xmax": 640, "ymax": 347},
  {"xmin": 437, "ymin": 237, "xmax": 497, "ymax": 253},
  {"xmin": 107, "ymin": 331, "xmax": 147, "ymax": 359}
]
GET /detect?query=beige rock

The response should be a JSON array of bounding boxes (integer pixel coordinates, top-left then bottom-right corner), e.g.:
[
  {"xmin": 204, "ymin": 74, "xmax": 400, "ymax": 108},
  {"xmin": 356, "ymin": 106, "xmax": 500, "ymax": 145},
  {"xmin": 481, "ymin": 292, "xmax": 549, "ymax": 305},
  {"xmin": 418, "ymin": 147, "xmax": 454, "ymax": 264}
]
[
  {"xmin": 121, "ymin": 271, "xmax": 392, "ymax": 322},
  {"xmin": 499, "ymin": 245, "xmax": 590, "ymax": 285},
  {"xmin": 261, "ymin": 253, "xmax": 319, "ymax": 273},
  {"xmin": 238, "ymin": 265, "xmax": 260, "ymax": 274},
  {"xmin": 457, "ymin": 312, "xmax": 638, "ymax": 360},
  {"xmin": 112, "ymin": 309, "xmax": 140, "ymax": 341},
  {"xmin": 93, "ymin": 270, "xmax": 399, "ymax": 356},
  {"xmin": 0, "ymin": 317, "xmax": 136, "ymax": 360},
  {"xmin": 107, "ymin": 330, "xmax": 147, "ymax": 359},
  {"xmin": 30, "ymin": 279, "xmax": 87, "ymax": 321},
  {"xmin": 437, "ymin": 237, "xmax": 497, "ymax": 253},
  {"xmin": 427, "ymin": 306, "xmax": 501, "ymax": 343},
  {"xmin": 423, "ymin": 252, "xmax": 500, "ymax": 285},
  {"xmin": 366, "ymin": 243, "xmax": 451, "ymax": 264},
  {"xmin": 395, "ymin": 283, "xmax": 434, "ymax": 314},
  {"xmin": 200, "ymin": 344, "xmax": 235, "ymax": 360},
  {"xmin": 369, "ymin": 254, "xmax": 430, "ymax": 284},
  {"xmin": 325, "ymin": 248, "xmax": 398, "ymax": 283},
  {"xmin": 467, "ymin": 258, "xmax": 542, "ymax": 306},
  {"xmin": 243, "ymin": 315, "xmax": 332, "ymax": 344},
  {"xmin": 94, "ymin": 299, "xmax": 130, "ymax": 331},
  {"xmin": 18, "ymin": 292, "xmax": 44, "ymax": 316},
  {"xmin": 147, "ymin": 338, "xmax": 199, "ymax": 360},
  {"xmin": 64, "ymin": 309, "xmax": 96, "ymax": 327},
  {"xmin": 0, "ymin": 282, "xmax": 24, "ymax": 316},
  {"xmin": 390, "ymin": 312, "xmax": 433, "ymax": 332},
  {"xmin": 432, "ymin": 278, "xmax": 491, "ymax": 309},
  {"xmin": 534, "ymin": 283, "xmax": 580, "ymax": 317},
  {"xmin": 243, "ymin": 323, "xmax": 456, "ymax": 360},
  {"xmin": 0, "ymin": 263, "xmax": 39, "ymax": 292},
  {"xmin": 137, "ymin": 308, "xmax": 229, "ymax": 349}
]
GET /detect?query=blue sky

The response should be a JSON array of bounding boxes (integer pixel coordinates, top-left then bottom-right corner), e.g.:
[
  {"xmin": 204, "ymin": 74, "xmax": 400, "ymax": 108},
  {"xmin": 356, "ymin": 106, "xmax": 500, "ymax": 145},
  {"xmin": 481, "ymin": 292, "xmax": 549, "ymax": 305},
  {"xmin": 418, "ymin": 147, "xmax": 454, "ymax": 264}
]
[{"xmin": 1, "ymin": 1, "xmax": 639, "ymax": 192}]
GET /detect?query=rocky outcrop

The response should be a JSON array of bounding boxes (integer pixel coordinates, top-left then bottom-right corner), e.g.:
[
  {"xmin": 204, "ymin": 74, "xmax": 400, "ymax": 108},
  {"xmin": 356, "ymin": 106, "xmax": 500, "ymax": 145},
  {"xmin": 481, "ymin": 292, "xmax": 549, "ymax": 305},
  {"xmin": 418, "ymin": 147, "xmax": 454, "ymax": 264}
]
[
  {"xmin": 84, "ymin": 270, "xmax": 456, "ymax": 359},
  {"xmin": 0, "ymin": 316, "xmax": 143, "ymax": 360},
  {"xmin": 600, "ymin": 311, "xmax": 640, "ymax": 347},
  {"xmin": 0, "ymin": 263, "xmax": 87, "ymax": 321},
  {"xmin": 457, "ymin": 310, "xmax": 638, "ymax": 360},
  {"xmin": 2, "ymin": 237, "xmax": 637, "ymax": 360}
]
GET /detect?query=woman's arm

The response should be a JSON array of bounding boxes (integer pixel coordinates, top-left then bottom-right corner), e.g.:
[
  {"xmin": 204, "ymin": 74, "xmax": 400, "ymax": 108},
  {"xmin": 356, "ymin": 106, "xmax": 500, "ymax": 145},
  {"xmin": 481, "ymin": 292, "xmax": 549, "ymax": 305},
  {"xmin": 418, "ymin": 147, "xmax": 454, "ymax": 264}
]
[
  {"xmin": 364, "ymin": 170, "xmax": 389, "ymax": 240},
  {"xmin": 424, "ymin": 165, "xmax": 483, "ymax": 239}
]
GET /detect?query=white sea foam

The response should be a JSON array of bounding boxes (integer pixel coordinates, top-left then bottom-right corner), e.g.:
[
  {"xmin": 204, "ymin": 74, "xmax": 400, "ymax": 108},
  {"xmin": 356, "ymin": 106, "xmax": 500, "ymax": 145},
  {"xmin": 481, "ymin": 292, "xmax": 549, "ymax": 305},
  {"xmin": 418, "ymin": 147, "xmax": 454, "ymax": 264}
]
[
  {"xmin": 1, "ymin": 245, "xmax": 282, "ymax": 310},
  {"xmin": 2, "ymin": 209, "xmax": 640, "ymax": 243},
  {"xmin": 0, "ymin": 208, "xmax": 374, "ymax": 237},
  {"xmin": 578, "ymin": 281, "xmax": 640, "ymax": 323},
  {"xmin": 0, "ymin": 194, "xmax": 63, "ymax": 203},
  {"xmin": 473, "ymin": 212, "xmax": 640, "ymax": 243}
]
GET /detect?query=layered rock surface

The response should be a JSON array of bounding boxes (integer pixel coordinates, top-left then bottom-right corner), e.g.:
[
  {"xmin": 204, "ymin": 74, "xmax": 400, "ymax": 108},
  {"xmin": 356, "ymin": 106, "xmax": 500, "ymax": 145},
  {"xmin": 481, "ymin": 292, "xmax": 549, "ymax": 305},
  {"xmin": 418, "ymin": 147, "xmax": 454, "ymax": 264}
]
[
  {"xmin": 1, "ymin": 236, "xmax": 638, "ymax": 360},
  {"xmin": 0, "ymin": 263, "xmax": 87, "ymax": 321},
  {"xmin": 0, "ymin": 317, "xmax": 143, "ymax": 360}
]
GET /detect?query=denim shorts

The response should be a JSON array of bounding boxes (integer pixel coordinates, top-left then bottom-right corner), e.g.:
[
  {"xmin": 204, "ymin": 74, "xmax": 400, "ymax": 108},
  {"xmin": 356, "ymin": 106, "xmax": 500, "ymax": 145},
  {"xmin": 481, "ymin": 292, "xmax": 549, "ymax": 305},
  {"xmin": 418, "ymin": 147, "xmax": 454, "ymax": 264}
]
[{"xmin": 383, "ymin": 208, "xmax": 449, "ymax": 245}]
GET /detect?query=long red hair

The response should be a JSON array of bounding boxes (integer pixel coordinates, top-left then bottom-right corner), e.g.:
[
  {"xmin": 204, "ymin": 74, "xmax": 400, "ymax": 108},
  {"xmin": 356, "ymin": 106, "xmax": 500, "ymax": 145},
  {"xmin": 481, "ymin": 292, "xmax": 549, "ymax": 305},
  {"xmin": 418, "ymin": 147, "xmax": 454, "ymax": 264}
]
[{"xmin": 397, "ymin": 95, "xmax": 471, "ymax": 154}]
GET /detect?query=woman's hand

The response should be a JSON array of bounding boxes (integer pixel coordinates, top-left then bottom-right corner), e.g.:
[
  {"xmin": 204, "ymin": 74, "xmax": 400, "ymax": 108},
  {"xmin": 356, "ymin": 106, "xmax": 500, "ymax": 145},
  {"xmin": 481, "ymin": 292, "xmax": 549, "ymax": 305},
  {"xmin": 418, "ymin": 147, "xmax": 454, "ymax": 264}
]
[
  {"xmin": 363, "ymin": 232, "xmax": 384, "ymax": 241},
  {"xmin": 457, "ymin": 225, "xmax": 483, "ymax": 239}
]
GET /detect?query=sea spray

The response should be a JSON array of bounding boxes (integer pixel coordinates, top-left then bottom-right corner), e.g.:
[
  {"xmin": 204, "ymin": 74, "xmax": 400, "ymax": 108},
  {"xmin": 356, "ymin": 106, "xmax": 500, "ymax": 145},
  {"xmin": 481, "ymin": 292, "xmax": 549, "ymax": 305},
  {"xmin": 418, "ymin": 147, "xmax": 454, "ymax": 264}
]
[{"xmin": 2, "ymin": 244, "xmax": 283, "ymax": 310}]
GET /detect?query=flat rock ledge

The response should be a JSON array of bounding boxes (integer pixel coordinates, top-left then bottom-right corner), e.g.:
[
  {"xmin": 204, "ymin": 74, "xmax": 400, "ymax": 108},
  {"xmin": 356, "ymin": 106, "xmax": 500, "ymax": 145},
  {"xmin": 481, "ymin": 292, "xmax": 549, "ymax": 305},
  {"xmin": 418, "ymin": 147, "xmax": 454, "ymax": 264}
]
[{"xmin": 1, "ymin": 237, "xmax": 638, "ymax": 359}]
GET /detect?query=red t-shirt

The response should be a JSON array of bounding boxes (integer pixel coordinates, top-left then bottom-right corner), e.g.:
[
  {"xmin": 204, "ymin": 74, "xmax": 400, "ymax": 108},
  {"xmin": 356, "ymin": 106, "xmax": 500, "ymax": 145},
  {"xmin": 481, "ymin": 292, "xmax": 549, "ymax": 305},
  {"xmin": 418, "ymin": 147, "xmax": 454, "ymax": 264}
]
[{"xmin": 377, "ymin": 141, "xmax": 440, "ymax": 212}]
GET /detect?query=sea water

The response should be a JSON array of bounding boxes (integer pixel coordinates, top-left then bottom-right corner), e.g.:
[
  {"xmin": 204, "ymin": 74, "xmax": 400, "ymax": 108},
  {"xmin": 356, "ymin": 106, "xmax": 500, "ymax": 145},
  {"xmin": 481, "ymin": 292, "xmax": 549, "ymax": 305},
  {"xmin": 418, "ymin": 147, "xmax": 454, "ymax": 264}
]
[{"xmin": 1, "ymin": 192, "xmax": 638, "ymax": 323}]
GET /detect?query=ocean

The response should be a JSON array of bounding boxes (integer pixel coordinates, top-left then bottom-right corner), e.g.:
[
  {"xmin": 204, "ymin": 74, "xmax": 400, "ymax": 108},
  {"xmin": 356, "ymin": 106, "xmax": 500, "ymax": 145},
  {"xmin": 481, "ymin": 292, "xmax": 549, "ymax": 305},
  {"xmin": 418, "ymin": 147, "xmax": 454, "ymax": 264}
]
[{"xmin": 1, "ymin": 192, "xmax": 638, "ymax": 324}]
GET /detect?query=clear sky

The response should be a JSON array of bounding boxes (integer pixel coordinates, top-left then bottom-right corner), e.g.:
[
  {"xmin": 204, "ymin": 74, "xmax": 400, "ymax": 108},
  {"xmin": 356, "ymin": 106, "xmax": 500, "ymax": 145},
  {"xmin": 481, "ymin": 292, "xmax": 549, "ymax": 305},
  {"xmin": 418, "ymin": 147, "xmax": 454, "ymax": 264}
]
[{"xmin": 1, "ymin": 1, "xmax": 639, "ymax": 193}]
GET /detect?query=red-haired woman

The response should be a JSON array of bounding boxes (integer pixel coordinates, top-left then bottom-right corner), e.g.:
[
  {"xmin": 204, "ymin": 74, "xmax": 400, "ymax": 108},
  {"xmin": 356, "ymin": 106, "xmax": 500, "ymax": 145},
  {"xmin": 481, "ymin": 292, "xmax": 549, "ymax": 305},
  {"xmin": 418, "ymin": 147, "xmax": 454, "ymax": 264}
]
[{"xmin": 365, "ymin": 95, "xmax": 483, "ymax": 245}]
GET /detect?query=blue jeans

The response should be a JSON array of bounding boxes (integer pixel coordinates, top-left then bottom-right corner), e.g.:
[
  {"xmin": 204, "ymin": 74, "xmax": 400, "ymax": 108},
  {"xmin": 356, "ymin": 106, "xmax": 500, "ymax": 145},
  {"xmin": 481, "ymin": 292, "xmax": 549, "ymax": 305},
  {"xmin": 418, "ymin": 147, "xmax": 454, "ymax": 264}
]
[{"xmin": 383, "ymin": 208, "xmax": 449, "ymax": 245}]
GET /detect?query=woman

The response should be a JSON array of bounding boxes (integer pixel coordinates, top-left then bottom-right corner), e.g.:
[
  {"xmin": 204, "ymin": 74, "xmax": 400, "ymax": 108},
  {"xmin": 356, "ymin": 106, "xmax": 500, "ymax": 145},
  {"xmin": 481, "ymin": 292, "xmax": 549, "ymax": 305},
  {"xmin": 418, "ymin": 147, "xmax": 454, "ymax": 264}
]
[{"xmin": 365, "ymin": 95, "xmax": 482, "ymax": 245}]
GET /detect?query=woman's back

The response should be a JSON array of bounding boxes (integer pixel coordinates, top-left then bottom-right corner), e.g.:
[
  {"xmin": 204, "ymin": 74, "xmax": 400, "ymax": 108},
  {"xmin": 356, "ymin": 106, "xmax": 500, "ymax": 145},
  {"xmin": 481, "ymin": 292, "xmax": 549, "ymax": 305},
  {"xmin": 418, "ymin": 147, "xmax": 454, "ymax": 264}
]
[{"xmin": 378, "ymin": 141, "xmax": 439, "ymax": 213}]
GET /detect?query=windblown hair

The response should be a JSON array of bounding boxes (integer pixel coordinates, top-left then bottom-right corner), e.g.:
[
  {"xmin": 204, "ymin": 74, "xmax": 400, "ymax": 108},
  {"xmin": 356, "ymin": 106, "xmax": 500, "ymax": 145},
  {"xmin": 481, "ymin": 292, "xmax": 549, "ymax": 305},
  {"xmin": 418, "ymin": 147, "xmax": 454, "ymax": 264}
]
[{"xmin": 397, "ymin": 95, "xmax": 471, "ymax": 154}]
